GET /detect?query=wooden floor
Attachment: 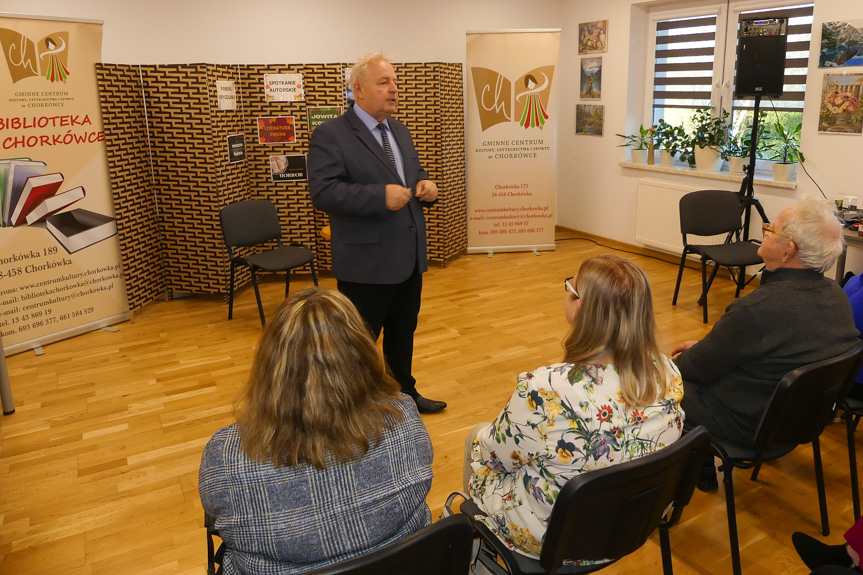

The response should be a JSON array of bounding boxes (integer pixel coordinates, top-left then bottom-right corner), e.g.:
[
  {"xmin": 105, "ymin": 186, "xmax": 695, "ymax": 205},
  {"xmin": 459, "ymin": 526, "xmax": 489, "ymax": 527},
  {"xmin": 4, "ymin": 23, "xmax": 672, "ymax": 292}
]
[{"xmin": 0, "ymin": 229, "xmax": 857, "ymax": 574}]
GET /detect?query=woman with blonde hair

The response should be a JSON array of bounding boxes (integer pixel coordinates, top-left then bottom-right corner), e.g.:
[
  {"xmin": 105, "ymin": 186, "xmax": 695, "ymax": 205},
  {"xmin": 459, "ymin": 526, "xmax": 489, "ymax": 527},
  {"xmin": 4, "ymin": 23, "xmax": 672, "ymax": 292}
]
[
  {"xmin": 467, "ymin": 255, "xmax": 685, "ymax": 558},
  {"xmin": 199, "ymin": 287, "xmax": 433, "ymax": 574}
]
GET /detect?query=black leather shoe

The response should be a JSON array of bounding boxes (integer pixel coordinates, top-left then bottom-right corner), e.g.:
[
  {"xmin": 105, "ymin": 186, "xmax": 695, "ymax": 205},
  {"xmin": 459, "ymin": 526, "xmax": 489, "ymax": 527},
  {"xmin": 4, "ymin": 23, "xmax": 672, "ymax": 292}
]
[
  {"xmin": 792, "ymin": 532, "xmax": 853, "ymax": 570},
  {"xmin": 696, "ymin": 465, "xmax": 719, "ymax": 492},
  {"xmin": 414, "ymin": 395, "xmax": 447, "ymax": 414}
]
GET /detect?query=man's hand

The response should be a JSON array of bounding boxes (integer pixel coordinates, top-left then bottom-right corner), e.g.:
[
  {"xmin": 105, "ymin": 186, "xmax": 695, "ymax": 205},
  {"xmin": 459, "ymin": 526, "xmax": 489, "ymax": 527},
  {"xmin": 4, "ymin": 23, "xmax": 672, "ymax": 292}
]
[
  {"xmin": 385, "ymin": 184, "xmax": 412, "ymax": 211},
  {"xmin": 671, "ymin": 340, "xmax": 699, "ymax": 361},
  {"xmin": 415, "ymin": 180, "xmax": 438, "ymax": 202}
]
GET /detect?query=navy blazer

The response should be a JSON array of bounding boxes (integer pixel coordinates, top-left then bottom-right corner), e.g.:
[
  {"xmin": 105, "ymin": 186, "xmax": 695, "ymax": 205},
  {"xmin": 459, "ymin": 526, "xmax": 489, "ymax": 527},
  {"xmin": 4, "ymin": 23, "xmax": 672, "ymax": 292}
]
[{"xmin": 308, "ymin": 107, "xmax": 432, "ymax": 284}]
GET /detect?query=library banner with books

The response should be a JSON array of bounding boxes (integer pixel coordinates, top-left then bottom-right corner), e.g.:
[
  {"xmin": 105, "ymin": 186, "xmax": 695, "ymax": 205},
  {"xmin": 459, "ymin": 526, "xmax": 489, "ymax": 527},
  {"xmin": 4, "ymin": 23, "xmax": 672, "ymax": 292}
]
[
  {"xmin": 466, "ymin": 30, "xmax": 559, "ymax": 253},
  {"xmin": 0, "ymin": 15, "xmax": 128, "ymax": 356}
]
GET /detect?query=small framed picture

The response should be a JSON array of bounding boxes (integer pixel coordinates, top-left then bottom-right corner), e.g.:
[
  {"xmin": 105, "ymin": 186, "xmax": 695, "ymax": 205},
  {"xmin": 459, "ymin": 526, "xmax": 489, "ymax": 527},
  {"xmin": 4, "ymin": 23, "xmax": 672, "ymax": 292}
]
[
  {"xmin": 576, "ymin": 104, "xmax": 604, "ymax": 136},
  {"xmin": 580, "ymin": 57, "xmax": 602, "ymax": 100},
  {"xmin": 578, "ymin": 20, "xmax": 608, "ymax": 54}
]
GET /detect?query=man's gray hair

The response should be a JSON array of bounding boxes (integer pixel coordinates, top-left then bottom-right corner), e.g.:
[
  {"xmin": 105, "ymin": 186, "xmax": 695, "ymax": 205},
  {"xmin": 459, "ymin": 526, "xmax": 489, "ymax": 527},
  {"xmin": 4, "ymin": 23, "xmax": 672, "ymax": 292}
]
[
  {"xmin": 348, "ymin": 52, "xmax": 391, "ymax": 89},
  {"xmin": 782, "ymin": 194, "xmax": 845, "ymax": 273}
]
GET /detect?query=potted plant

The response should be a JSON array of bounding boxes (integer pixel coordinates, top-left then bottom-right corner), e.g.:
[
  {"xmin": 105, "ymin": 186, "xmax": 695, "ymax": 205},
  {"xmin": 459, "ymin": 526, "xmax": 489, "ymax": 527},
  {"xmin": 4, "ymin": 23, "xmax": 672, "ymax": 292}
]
[
  {"xmin": 689, "ymin": 107, "xmax": 730, "ymax": 172},
  {"xmin": 653, "ymin": 119, "xmax": 687, "ymax": 166},
  {"xmin": 615, "ymin": 124, "xmax": 651, "ymax": 164},
  {"xmin": 724, "ymin": 111, "xmax": 767, "ymax": 175},
  {"xmin": 765, "ymin": 121, "xmax": 804, "ymax": 181}
]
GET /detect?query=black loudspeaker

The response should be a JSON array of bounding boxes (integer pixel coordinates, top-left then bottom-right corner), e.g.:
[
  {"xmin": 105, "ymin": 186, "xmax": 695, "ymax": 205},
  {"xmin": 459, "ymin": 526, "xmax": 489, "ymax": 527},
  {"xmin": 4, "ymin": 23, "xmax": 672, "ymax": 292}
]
[{"xmin": 735, "ymin": 17, "xmax": 788, "ymax": 98}]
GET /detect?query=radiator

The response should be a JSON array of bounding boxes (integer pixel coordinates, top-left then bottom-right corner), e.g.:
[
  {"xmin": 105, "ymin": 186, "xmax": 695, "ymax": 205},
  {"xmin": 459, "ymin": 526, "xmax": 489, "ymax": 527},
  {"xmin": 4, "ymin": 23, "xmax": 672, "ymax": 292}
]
[{"xmin": 635, "ymin": 178, "xmax": 727, "ymax": 254}]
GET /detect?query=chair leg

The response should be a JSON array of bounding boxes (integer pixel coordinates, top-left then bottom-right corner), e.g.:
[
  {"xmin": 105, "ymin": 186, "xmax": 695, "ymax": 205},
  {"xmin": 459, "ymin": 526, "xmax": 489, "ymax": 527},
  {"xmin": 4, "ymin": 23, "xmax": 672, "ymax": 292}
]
[
  {"xmin": 227, "ymin": 263, "xmax": 236, "ymax": 320},
  {"xmin": 284, "ymin": 272, "xmax": 290, "ymax": 299},
  {"xmin": 813, "ymin": 437, "xmax": 830, "ymax": 536},
  {"xmin": 659, "ymin": 524, "xmax": 674, "ymax": 575},
  {"xmin": 734, "ymin": 266, "xmax": 745, "ymax": 298},
  {"xmin": 720, "ymin": 458, "xmax": 742, "ymax": 575},
  {"xmin": 672, "ymin": 250, "xmax": 689, "ymax": 306},
  {"xmin": 310, "ymin": 260, "xmax": 319, "ymax": 287},
  {"xmin": 848, "ymin": 407, "xmax": 861, "ymax": 521},
  {"xmin": 250, "ymin": 270, "xmax": 266, "ymax": 327},
  {"xmin": 700, "ymin": 259, "xmax": 709, "ymax": 324}
]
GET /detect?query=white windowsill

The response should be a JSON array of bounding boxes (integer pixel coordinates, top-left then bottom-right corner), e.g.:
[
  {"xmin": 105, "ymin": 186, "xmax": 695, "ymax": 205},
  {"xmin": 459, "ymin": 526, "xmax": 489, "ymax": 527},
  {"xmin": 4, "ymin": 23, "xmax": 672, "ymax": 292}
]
[{"xmin": 618, "ymin": 161, "xmax": 797, "ymax": 190}]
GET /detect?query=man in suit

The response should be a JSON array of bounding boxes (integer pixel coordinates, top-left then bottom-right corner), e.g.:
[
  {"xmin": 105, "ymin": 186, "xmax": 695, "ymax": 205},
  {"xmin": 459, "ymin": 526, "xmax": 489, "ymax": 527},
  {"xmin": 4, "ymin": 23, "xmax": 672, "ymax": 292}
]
[{"xmin": 308, "ymin": 53, "xmax": 446, "ymax": 414}]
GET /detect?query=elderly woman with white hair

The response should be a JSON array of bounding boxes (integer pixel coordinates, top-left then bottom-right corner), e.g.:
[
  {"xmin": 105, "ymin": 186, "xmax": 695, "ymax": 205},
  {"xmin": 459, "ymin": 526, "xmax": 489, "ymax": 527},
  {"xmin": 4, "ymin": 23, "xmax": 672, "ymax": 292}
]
[{"xmin": 672, "ymin": 194, "xmax": 859, "ymax": 491}]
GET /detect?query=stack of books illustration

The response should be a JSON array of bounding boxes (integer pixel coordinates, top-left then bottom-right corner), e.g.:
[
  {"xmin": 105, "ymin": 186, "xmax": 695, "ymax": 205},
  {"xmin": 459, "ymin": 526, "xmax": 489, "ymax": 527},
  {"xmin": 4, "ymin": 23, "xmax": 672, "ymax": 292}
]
[{"xmin": 0, "ymin": 158, "xmax": 116, "ymax": 253}]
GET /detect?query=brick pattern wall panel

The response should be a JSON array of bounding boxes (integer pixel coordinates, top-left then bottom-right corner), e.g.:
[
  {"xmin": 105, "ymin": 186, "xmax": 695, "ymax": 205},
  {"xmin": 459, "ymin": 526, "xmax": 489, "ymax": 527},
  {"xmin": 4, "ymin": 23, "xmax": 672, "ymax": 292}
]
[
  {"xmin": 394, "ymin": 63, "xmax": 466, "ymax": 266},
  {"xmin": 95, "ymin": 64, "xmax": 166, "ymax": 312},
  {"xmin": 238, "ymin": 64, "xmax": 328, "ymax": 278},
  {"xmin": 207, "ymin": 64, "xmax": 252, "ymax": 294},
  {"xmin": 142, "ymin": 64, "xmax": 224, "ymax": 295}
]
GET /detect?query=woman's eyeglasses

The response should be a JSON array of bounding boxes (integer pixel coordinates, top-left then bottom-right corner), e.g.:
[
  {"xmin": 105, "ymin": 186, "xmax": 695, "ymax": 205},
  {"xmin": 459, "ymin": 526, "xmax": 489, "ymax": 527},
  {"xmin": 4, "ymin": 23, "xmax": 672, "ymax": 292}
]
[{"xmin": 564, "ymin": 276, "xmax": 579, "ymax": 299}]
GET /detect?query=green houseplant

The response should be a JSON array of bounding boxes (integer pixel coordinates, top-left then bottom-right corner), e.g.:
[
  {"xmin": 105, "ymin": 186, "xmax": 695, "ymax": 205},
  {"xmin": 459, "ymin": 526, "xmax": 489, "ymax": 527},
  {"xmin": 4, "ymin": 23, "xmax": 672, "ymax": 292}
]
[
  {"xmin": 765, "ymin": 121, "xmax": 804, "ymax": 181},
  {"xmin": 653, "ymin": 119, "xmax": 687, "ymax": 166},
  {"xmin": 723, "ymin": 111, "xmax": 767, "ymax": 175},
  {"xmin": 615, "ymin": 124, "xmax": 652, "ymax": 163},
  {"xmin": 690, "ymin": 107, "xmax": 730, "ymax": 172}
]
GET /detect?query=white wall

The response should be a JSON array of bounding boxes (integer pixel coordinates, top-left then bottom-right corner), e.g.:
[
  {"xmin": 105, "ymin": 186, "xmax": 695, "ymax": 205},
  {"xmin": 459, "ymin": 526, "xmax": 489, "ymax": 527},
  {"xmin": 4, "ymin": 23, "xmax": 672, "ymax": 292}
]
[
  {"xmin": 557, "ymin": 0, "xmax": 863, "ymax": 258},
  {"xmin": 4, "ymin": 0, "xmax": 862, "ymax": 265},
  {"xmin": 1, "ymin": 0, "xmax": 562, "ymax": 63}
]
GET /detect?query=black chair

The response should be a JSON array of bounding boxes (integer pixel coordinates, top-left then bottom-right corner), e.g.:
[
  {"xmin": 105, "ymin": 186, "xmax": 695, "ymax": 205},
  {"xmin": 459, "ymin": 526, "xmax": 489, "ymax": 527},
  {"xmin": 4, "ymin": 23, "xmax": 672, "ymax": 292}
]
[
  {"xmin": 459, "ymin": 426, "xmax": 712, "ymax": 575},
  {"xmin": 219, "ymin": 199, "xmax": 317, "ymax": 326},
  {"xmin": 672, "ymin": 189, "xmax": 763, "ymax": 323},
  {"xmin": 842, "ymin": 394, "xmax": 863, "ymax": 521},
  {"xmin": 711, "ymin": 341, "xmax": 863, "ymax": 575},
  {"xmin": 206, "ymin": 512, "xmax": 473, "ymax": 575},
  {"xmin": 205, "ymin": 512, "xmax": 224, "ymax": 575}
]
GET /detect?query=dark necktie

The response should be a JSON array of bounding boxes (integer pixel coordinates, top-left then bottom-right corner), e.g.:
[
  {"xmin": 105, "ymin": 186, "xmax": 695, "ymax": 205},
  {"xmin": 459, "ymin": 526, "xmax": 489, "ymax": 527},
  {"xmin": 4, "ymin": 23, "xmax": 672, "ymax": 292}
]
[{"xmin": 377, "ymin": 123, "xmax": 399, "ymax": 172}]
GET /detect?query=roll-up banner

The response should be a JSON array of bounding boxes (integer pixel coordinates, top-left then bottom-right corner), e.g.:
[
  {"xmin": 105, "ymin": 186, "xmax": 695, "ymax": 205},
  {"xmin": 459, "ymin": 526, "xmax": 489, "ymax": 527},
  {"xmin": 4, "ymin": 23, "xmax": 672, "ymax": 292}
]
[
  {"xmin": 466, "ymin": 30, "xmax": 560, "ymax": 254},
  {"xmin": 0, "ymin": 14, "xmax": 128, "ymax": 356}
]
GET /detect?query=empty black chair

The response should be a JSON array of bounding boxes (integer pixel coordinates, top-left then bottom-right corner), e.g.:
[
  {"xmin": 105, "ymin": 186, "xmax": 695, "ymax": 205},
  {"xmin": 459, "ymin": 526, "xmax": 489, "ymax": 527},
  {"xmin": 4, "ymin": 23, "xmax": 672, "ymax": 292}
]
[
  {"xmin": 712, "ymin": 341, "xmax": 863, "ymax": 575},
  {"xmin": 672, "ymin": 189, "xmax": 763, "ymax": 323},
  {"xmin": 219, "ymin": 199, "xmax": 317, "ymax": 326},
  {"xmin": 206, "ymin": 512, "xmax": 473, "ymax": 575},
  {"xmin": 459, "ymin": 426, "xmax": 712, "ymax": 575}
]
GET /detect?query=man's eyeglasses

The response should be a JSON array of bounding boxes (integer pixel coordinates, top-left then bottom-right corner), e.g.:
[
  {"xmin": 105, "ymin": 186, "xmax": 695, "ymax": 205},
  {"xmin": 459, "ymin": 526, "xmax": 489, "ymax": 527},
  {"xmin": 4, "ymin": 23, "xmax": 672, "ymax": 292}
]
[
  {"xmin": 564, "ymin": 276, "xmax": 579, "ymax": 299},
  {"xmin": 762, "ymin": 222, "xmax": 792, "ymax": 241}
]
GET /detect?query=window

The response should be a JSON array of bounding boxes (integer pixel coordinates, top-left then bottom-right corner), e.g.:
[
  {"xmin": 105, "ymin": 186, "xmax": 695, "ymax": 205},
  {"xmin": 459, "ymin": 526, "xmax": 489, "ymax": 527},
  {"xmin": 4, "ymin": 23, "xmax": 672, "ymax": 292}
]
[{"xmin": 649, "ymin": 2, "xmax": 813, "ymax": 149}]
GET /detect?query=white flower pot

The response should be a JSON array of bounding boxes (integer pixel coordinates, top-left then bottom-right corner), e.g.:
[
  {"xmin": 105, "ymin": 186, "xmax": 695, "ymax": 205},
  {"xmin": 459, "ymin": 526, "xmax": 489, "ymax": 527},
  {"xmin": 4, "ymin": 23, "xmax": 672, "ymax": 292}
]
[
  {"xmin": 694, "ymin": 146, "xmax": 724, "ymax": 172},
  {"xmin": 631, "ymin": 149, "xmax": 648, "ymax": 164},
  {"xmin": 772, "ymin": 162, "xmax": 797, "ymax": 181},
  {"xmin": 728, "ymin": 156, "xmax": 749, "ymax": 175},
  {"xmin": 659, "ymin": 150, "xmax": 675, "ymax": 166}
]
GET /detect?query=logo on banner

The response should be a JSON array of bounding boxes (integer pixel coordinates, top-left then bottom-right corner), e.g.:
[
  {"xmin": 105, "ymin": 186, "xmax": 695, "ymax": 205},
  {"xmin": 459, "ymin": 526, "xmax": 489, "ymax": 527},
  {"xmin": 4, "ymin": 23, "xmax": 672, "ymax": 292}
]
[
  {"xmin": 0, "ymin": 29, "xmax": 70, "ymax": 83},
  {"xmin": 471, "ymin": 65, "xmax": 554, "ymax": 132}
]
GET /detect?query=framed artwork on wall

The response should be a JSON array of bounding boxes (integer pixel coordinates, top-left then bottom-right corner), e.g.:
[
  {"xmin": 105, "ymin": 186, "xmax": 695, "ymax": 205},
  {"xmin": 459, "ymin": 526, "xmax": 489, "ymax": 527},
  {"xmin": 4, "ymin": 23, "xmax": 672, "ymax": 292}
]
[
  {"xmin": 818, "ymin": 73, "xmax": 863, "ymax": 134},
  {"xmin": 575, "ymin": 104, "xmax": 604, "ymax": 135},
  {"xmin": 819, "ymin": 21, "xmax": 863, "ymax": 68},
  {"xmin": 578, "ymin": 20, "xmax": 607, "ymax": 54},
  {"xmin": 580, "ymin": 57, "xmax": 602, "ymax": 99}
]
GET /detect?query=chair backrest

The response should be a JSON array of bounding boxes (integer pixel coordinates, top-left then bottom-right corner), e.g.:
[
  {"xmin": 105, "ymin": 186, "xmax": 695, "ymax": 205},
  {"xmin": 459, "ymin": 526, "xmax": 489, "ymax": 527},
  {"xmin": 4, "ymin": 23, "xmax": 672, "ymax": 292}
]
[
  {"xmin": 753, "ymin": 340, "xmax": 863, "ymax": 455},
  {"xmin": 219, "ymin": 199, "xmax": 282, "ymax": 250},
  {"xmin": 539, "ymin": 426, "xmax": 712, "ymax": 571},
  {"xmin": 306, "ymin": 514, "xmax": 473, "ymax": 575},
  {"xmin": 679, "ymin": 189, "xmax": 745, "ymax": 238}
]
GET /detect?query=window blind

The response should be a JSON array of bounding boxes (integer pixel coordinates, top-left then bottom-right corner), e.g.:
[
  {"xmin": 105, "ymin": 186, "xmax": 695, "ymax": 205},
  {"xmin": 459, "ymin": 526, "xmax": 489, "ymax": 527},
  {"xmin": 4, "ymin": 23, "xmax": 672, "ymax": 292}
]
[{"xmin": 653, "ymin": 15, "xmax": 718, "ymax": 116}]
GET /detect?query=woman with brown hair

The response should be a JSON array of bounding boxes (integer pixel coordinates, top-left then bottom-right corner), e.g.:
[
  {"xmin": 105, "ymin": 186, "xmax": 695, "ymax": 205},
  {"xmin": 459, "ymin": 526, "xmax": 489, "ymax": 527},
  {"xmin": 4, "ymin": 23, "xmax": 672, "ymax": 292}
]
[
  {"xmin": 199, "ymin": 287, "xmax": 433, "ymax": 574},
  {"xmin": 466, "ymin": 255, "xmax": 685, "ymax": 559}
]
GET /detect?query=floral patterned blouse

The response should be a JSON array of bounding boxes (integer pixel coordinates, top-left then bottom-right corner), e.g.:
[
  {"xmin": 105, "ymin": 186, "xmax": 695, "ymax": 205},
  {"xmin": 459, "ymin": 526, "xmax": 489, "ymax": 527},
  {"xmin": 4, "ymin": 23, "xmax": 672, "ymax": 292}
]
[{"xmin": 468, "ymin": 358, "xmax": 685, "ymax": 558}]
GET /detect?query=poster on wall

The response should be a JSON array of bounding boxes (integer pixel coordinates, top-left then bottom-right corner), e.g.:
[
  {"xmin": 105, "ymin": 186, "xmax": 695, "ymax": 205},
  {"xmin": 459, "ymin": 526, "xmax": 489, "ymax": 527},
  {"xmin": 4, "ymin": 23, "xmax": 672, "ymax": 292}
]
[
  {"xmin": 226, "ymin": 134, "xmax": 246, "ymax": 163},
  {"xmin": 0, "ymin": 15, "xmax": 129, "ymax": 356},
  {"xmin": 269, "ymin": 154, "xmax": 307, "ymax": 182},
  {"xmin": 465, "ymin": 30, "xmax": 560, "ymax": 254},
  {"xmin": 580, "ymin": 57, "xmax": 601, "ymax": 99},
  {"xmin": 819, "ymin": 21, "xmax": 863, "ymax": 68},
  {"xmin": 216, "ymin": 80, "xmax": 237, "ymax": 110},
  {"xmin": 818, "ymin": 73, "xmax": 863, "ymax": 134},
  {"xmin": 257, "ymin": 116, "xmax": 296, "ymax": 144},
  {"xmin": 264, "ymin": 73, "xmax": 304, "ymax": 102},
  {"xmin": 307, "ymin": 106, "xmax": 343, "ymax": 133}
]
